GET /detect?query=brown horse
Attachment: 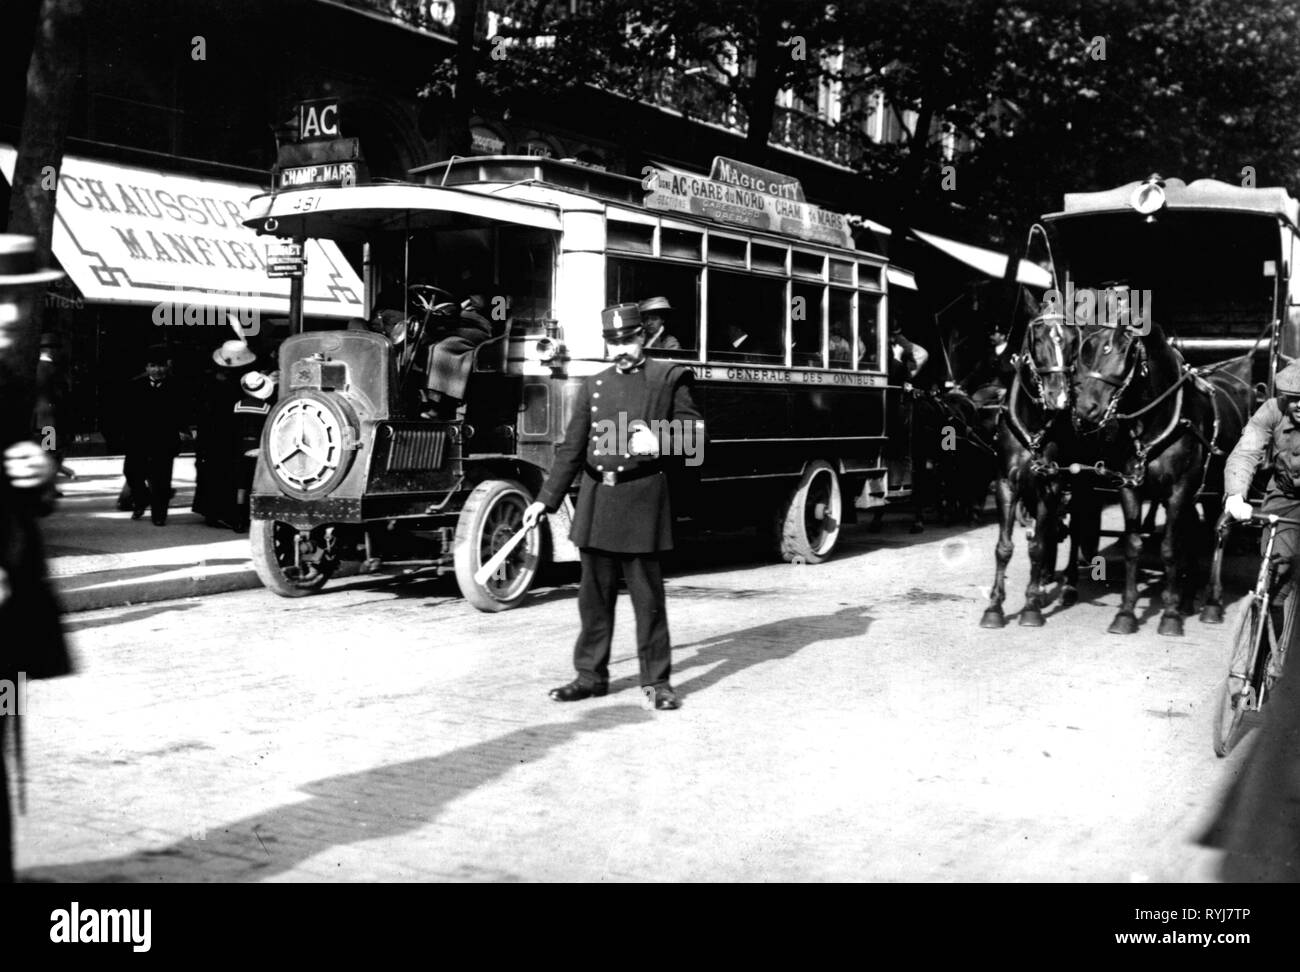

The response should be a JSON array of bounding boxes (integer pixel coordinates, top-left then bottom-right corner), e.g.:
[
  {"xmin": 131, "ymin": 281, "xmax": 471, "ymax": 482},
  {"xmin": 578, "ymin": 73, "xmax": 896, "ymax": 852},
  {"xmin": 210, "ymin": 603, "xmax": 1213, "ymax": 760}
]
[
  {"xmin": 981, "ymin": 313, "xmax": 1101, "ymax": 628},
  {"xmin": 1071, "ymin": 322, "xmax": 1250, "ymax": 635}
]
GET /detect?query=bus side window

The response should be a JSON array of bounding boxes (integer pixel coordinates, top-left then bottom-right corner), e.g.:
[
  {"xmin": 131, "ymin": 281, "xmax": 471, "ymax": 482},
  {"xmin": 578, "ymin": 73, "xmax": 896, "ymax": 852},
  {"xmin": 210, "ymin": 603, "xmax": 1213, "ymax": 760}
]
[
  {"xmin": 605, "ymin": 257, "xmax": 700, "ymax": 354},
  {"xmin": 859, "ymin": 296, "xmax": 882, "ymax": 370},
  {"xmin": 707, "ymin": 269, "xmax": 784, "ymax": 361},
  {"xmin": 829, "ymin": 289, "xmax": 853, "ymax": 369},
  {"xmin": 791, "ymin": 282, "xmax": 824, "ymax": 367}
]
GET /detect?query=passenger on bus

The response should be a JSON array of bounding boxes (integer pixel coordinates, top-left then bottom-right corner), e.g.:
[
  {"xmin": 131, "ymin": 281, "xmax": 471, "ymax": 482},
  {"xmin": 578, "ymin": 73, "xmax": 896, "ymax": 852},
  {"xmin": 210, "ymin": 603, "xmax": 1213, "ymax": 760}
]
[
  {"xmin": 638, "ymin": 296, "xmax": 682, "ymax": 351},
  {"xmin": 829, "ymin": 326, "xmax": 853, "ymax": 364}
]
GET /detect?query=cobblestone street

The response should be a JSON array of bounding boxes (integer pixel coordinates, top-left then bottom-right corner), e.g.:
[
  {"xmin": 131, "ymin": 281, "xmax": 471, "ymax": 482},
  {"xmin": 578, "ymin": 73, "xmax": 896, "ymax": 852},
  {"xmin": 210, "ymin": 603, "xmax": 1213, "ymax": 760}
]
[{"xmin": 12, "ymin": 515, "xmax": 1264, "ymax": 882}]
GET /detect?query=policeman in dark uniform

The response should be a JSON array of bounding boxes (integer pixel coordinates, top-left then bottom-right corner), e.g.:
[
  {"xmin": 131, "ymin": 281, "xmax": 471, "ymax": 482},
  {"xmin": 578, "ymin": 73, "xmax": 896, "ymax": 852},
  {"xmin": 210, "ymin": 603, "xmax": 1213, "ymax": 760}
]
[{"xmin": 522, "ymin": 302, "xmax": 703, "ymax": 710}]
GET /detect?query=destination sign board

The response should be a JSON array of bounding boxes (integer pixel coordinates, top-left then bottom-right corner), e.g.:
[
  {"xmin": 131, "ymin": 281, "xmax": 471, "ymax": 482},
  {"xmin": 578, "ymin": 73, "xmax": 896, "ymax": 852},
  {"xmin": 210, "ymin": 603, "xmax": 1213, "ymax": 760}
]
[
  {"xmin": 644, "ymin": 166, "xmax": 852, "ymax": 249},
  {"xmin": 709, "ymin": 156, "xmax": 806, "ymax": 202},
  {"xmin": 278, "ymin": 161, "xmax": 365, "ymax": 189}
]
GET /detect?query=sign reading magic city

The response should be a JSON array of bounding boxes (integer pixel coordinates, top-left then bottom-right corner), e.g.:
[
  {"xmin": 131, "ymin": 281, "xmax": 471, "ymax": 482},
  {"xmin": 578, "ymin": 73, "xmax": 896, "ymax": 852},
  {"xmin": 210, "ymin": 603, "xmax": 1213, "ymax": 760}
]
[
  {"xmin": 0, "ymin": 145, "xmax": 364, "ymax": 318},
  {"xmin": 644, "ymin": 156, "xmax": 852, "ymax": 248}
]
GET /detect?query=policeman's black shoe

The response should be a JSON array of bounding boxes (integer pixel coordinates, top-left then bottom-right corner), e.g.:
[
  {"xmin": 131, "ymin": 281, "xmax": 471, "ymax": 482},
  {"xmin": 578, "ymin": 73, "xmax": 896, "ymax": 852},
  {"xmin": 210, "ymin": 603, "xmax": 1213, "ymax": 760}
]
[
  {"xmin": 549, "ymin": 678, "xmax": 608, "ymax": 702},
  {"xmin": 131, "ymin": 508, "xmax": 146, "ymax": 520},
  {"xmin": 642, "ymin": 684, "xmax": 682, "ymax": 711}
]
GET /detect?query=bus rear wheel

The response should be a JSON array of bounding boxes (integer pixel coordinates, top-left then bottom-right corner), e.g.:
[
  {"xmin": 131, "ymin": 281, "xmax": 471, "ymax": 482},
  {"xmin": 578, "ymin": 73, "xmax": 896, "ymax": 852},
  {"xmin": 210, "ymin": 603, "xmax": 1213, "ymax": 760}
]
[
  {"xmin": 453, "ymin": 479, "xmax": 544, "ymax": 612},
  {"xmin": 250, "ymin": 519, "xmax": 338, "ymax": 596},
  {"xmin": 774, "ymin": 460, "xmax": 842, "ymax": 564}
]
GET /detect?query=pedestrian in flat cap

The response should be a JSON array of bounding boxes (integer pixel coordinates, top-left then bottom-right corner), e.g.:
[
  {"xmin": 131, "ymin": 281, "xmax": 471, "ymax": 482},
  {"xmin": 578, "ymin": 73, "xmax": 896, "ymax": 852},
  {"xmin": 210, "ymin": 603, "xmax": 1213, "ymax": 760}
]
[
  {"xmin": 123, "ymin": 345, "xmax": 191, "ymax": 526},
  {"xmin": 522, "ymin": 302, "xmax": 704, "ymax": 710},
  {"xmin": 638, "ymin": 296, "xmax": 682, "ymax": 352},
  {"xmin": 1224, "ymin": 360, "xmax": 1300, "ymax": 673}
]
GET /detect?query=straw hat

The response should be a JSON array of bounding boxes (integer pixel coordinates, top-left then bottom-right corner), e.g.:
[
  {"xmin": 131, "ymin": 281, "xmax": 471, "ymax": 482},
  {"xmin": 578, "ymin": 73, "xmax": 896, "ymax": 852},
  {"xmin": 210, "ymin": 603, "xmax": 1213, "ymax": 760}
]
[
  {"xmin": 213, "ymin": 339, "xmax": 256, "ymax": 368},
  {"xmin": 241, "ymin": 370, "xmax": 276, "ymax": 400},
  {"xmin": 0, "ymin": 235, "xmax": 64, "ymax": 286}
]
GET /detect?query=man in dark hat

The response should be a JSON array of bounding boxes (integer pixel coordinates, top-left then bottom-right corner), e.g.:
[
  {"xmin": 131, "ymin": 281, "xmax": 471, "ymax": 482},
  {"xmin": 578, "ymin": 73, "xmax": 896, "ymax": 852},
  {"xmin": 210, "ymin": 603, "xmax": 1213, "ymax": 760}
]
[
  {"xmin": 123, "ymin": 345, "xmax": 191, "ymax": 525},
  {"xmin": 522, "ymin": 302, "xmax": 704, "ymax": 710}
]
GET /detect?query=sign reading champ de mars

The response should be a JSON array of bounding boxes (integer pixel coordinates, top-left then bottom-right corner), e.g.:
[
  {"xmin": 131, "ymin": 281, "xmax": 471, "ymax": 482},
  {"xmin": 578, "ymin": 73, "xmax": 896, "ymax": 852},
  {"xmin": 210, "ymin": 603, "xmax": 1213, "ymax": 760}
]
[
  {"xmin": 645, "ymin": 162, "xmax": 851, "ymax": 249},
  {"xmin": 0, "ymin": 145, "xmax": 363, "ymax": 318}
]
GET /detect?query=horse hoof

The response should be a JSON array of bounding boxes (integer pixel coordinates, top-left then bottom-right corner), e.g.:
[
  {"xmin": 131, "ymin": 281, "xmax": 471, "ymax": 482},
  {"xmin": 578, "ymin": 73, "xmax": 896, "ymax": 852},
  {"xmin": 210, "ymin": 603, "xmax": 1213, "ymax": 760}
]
[
  {"xmin": 1108, "ymin": 612, "xmax": 1139, "ymax": 635},
  {"xmin": 1060, "ymin": 587, "xmax": 1079, "ymax": 609},
  {"xmin": 1199, "ymin": 604, "xmax": 1225, "ymax": 625},
  {"xmin": 979, "ymin": 609, "xmax": 1006, "ymax": 629},
  {"xmin": 1157, "ymin": 615, "xmax": 1185, "ymax": 637},
  {"xmin": 910, "ymin": 522, "xmax": 925, "ymax": 534},
  {"xmin": 1018, "ymin": 608, "xmax": 1046, "ymax": 628}
]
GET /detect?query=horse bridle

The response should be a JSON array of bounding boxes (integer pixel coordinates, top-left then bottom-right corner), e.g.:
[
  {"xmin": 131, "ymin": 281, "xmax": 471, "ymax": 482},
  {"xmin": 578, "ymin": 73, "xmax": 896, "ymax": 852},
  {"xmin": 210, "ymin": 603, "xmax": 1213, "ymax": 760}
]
[
  {"xmin": 1017, "ymin": 317, "xmax": 1079, "ymax": 406},
  {"xmin": 1076, "ymin": 326, "xmax": 1146, "ymax": 431}
]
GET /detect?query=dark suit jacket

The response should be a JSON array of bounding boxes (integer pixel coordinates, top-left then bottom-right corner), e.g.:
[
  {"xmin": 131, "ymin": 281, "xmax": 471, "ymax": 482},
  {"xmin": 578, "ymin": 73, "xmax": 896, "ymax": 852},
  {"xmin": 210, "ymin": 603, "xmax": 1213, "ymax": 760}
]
[
  {"xmin": 123, "ymin": 376, "xmax": 190, "ymax": 455},
  {"xmin": 538, "ymin": 359, "xmax": 703, "ymax": 553}
]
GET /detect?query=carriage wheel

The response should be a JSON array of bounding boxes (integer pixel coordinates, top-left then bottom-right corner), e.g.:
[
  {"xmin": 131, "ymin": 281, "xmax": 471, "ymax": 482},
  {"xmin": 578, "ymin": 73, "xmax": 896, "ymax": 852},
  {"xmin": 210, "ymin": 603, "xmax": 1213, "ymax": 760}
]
[
  {"xmin": 774, "ymin": 460, "xmax": 842, "ymax": 564},
  {"xmin": 250, "ymin": 519, "xmax": 337, "ymax": 597},
  {"xmin": 453, "ymin": 479, "xmax": 544, "ymax": 612}
]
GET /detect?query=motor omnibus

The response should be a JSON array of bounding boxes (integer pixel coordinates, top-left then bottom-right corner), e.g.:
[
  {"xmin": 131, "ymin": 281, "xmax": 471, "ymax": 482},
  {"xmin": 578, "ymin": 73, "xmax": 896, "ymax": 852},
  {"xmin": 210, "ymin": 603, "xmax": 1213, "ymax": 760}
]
[{"xmin": 241, "ymin": 154, "xmax": 908, "ymax": 610}]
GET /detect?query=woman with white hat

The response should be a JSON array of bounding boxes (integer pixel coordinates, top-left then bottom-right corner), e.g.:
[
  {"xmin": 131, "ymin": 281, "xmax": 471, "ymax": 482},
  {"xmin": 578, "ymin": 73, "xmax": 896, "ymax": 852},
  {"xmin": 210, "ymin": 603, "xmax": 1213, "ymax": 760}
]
[
  {"xmin": 192, "ymin": 335, "xmax": 257, "ymax": 528},
  {"xmin": 229, "ymin": 367, "xmax": 277, "ymax": 532}
]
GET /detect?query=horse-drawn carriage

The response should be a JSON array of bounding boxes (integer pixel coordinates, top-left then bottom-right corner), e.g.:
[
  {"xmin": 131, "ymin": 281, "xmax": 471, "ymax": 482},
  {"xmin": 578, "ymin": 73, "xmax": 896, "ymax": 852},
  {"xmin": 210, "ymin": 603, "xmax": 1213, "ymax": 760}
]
[{"xmin": 981, "ymin": 174, "xmax": 1300, "ymax": 636}]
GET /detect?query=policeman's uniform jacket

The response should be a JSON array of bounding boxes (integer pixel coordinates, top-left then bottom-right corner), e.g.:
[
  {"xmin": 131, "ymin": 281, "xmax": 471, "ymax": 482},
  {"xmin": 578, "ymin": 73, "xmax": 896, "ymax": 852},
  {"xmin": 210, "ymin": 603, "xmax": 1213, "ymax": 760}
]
[
  {"xmin": 537, "ymin": 358, "xmax": 703, "ymax": 553},
  {"xmin": 1225, "ymin": 397, "xmax": 1300, "ymax": 498}
]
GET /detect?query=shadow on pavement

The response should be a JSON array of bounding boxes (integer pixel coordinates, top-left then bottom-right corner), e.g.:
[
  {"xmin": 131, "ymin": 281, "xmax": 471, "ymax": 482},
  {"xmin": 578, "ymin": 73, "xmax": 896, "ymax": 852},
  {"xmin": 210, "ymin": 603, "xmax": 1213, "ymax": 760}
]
[
  {"xmin": 63, "ymin": 603, "xmax": 199, "ymax": 633},
  {"xmin": 668, "ymin": 604, "xmax": 875, "ymax": 698},
  {"xmin": 18, "ymin": 705, "xmax": 652, "ymax": 883},
  {"xmin": 1197, "ymin": 638, "xmax": 1300, "ymax": 881}
]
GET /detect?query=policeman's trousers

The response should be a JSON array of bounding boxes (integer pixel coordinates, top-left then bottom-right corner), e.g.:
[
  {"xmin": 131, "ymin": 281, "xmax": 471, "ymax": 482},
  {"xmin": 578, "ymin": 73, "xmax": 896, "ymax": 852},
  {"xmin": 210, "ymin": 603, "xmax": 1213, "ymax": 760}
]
[{"xmin": 573, "ymin": 549, "xmax": 671, "ymax": 688}]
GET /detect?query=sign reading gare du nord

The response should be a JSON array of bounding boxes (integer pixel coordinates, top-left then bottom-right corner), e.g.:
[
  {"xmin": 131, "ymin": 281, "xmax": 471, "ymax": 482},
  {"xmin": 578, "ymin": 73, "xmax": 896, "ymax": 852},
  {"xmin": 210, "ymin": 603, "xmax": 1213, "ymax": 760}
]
[
  {"xmin": 0, "ymin": 145, "xmax": 363, "ymax": 318},
  {"xmin": 644, "ymin": 155, "xmax": 852, "ymax": 248}
]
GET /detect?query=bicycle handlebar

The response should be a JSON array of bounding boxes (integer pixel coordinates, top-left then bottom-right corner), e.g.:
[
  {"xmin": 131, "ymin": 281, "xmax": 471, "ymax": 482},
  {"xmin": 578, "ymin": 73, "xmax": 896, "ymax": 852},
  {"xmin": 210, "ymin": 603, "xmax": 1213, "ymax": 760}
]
[{"xmin": 1246, "ymin": 512, "xmax": 1300, "ymax": 528}]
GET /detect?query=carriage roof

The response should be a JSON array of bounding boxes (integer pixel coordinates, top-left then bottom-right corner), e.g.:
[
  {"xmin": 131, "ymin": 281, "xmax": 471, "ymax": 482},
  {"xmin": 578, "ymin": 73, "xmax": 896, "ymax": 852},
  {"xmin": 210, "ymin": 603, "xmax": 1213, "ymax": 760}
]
[{"xmin": 1048, "ymin": 177, "xmax": 1300, "ymax": 229}]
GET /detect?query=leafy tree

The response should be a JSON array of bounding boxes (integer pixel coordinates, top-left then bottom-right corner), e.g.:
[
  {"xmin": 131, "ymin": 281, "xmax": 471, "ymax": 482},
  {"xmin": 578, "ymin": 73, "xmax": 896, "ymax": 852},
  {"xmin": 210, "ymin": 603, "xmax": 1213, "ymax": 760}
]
[{"xmin": 4, "ymin": 0, "xmax": 84, "ymax": 426}]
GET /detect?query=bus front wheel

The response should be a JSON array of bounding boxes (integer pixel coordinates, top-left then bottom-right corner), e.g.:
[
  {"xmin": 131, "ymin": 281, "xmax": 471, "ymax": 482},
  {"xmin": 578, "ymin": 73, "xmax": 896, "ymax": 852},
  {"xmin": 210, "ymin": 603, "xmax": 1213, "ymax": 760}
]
[
  {"xmin": 773, "ymin": 460, "xmax": 842, "ymax": 564},
  {"xmin": 250, "ymin": 519, "xmax": 337, "ymax": 596},
  {"xmin": 453, "ymin": 479, "xmax": 544, "ymax": 612}
]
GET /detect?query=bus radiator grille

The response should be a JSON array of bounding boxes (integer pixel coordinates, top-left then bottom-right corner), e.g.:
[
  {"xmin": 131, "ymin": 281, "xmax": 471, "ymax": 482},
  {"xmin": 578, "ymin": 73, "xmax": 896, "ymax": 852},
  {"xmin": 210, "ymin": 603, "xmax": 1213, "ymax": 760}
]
[{"xmin": 385, "ymin": 428, "xmax": 448, "ymax": 472}]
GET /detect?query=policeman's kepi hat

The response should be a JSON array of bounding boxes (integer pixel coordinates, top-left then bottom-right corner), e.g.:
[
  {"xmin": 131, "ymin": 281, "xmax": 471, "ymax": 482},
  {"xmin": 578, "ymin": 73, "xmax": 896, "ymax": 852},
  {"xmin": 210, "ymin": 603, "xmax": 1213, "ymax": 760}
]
[
  {"xmin": 1276, "ymin": 361, "xmax": 1300, "ymax": 395},
  {"xmin": 0, "ymin": 234, "xmax": 64, "ymax": 287},
  {"xmin": 602, "ymin": 303, "xmax": 645, "ymax": 341}
]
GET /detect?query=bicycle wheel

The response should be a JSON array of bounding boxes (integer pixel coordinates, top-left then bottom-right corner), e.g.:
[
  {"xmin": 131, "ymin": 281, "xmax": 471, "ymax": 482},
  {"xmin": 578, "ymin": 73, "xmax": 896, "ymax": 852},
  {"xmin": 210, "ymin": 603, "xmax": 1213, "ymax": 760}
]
[{"xmin": 1213, "ymin": 597, "xmax": 1268, "ymax": 757}]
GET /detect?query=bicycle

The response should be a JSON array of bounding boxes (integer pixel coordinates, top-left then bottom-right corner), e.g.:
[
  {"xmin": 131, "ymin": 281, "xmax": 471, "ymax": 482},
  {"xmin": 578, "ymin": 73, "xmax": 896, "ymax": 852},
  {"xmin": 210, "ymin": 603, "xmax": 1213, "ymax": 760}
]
[{"xmin": 1212, "ymin": 510, "xmax": 1300, "ymax": 757}]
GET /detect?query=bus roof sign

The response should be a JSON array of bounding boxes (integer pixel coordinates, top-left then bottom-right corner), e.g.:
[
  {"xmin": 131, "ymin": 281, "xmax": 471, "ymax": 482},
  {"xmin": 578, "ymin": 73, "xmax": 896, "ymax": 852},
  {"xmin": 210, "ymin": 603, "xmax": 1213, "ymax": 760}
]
[
  {"xmin": 645, "ymin": 166, "xmax": 851, "ymax": 249},
  {"xmin": 709, "ymin": 156, "xmax": 806, "ymax": 202}
]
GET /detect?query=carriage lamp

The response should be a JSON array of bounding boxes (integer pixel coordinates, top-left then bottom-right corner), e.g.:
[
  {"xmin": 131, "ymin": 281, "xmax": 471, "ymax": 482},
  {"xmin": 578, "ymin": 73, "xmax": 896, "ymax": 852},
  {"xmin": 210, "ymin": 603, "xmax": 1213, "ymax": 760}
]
[{"xmin": 1130, "ymin": 174, "xmax": 1166, "ymax": 219}]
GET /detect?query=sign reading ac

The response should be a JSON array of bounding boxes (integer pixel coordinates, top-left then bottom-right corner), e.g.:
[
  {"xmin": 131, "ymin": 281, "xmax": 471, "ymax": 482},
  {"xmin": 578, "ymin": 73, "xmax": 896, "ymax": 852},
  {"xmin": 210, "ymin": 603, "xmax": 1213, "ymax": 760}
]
[{"xmin": 298, "ymin": 99, "xmax": 341, "ymax": 141}]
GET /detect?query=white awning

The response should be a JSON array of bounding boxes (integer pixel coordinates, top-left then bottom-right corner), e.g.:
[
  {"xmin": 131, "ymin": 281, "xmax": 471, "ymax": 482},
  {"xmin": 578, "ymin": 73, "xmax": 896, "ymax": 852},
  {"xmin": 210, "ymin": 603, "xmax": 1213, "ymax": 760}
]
[
  {"xmin": 0, "ymin": 146, "xmax": 363, "ymax": 318},
  {"xmin": 912, "ymin": 228, "xmax": 1052, "ymax": 289},
  {"xmin": 887, "ymin": 266, "xmax": 918, "ymax": 290}
]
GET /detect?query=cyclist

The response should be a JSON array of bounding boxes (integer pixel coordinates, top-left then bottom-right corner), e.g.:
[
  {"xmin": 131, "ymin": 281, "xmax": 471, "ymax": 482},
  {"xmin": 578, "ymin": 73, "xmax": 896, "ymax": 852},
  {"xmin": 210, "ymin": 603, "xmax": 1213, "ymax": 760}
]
[{"xmin": 1222, "ymin": 360, "xmax": 1300, "ymax": 676}]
